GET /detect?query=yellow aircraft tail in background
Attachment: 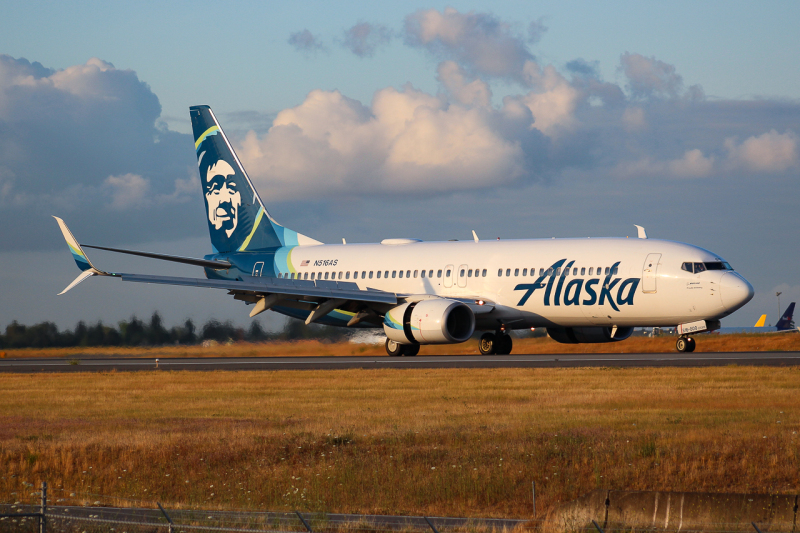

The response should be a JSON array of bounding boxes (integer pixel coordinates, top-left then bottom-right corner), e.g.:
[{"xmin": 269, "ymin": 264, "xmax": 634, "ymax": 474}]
[{"xmin": 754, "ymin": 314, "xmax": 767, "ymax": 327}]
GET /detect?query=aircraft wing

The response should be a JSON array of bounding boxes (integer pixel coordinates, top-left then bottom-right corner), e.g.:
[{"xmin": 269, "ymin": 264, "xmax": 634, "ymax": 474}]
[{"xmin": 55, "ymin": 216, "xmax": 398, "ymax": 324}]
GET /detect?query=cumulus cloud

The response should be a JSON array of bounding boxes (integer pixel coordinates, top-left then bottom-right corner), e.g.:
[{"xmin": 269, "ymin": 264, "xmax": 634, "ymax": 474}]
[
  {"xmin": 404, "ymin": 8, "xmax": 534, "ymax": 80},
  {"xmin": 436, "ymin": 61, "xmax": 492, "ymax": 107},
  {"xmin": 0, "ymin": 55, "xmax": 196, "ymax": 250},
  {"xmin": 620, "ymin": 52, "xmax": 703, "ymax": 101},
  {"xmin": 725, "ymin": 130, "xmax": 798, "ymax": 172},
  {"xmin": 341, "ymin": 22, "xmax": 393, "ymax": 57},
  {"xmin": 288, "ymin": 29, "xmax": 327, "ymax": 54},
  {"xmin": 235, "ymin": 86, "xmax": 535, "ymax": 199}
]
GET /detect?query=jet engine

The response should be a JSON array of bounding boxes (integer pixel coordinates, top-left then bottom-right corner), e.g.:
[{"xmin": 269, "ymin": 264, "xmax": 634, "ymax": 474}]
[
  {"xmin": 546, "ymin": 326, "xmax": 634, "ymax": 344},
  {"xmin": 384, "ymin": 299, "xmax": 475, "ymax": 345}
]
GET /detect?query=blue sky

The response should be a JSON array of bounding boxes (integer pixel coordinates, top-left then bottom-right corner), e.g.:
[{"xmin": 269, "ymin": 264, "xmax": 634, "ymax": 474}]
[{"xmin": 0, "ymin": 1, "xmax": 798, "ymax": 331}]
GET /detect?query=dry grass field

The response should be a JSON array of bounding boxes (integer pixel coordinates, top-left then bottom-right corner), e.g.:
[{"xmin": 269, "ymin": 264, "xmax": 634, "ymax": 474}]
[
  {"xmin": 1, "ymin": 332, "xmax": 799, "ymax": 359},
  {"xmin": 1, "ymin": 366, "xmax": 799, "ymax": 518}
]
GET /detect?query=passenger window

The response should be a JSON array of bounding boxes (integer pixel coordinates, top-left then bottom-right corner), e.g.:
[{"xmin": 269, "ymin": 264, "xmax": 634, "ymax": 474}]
[
  {"xmin": 482, "ymin": 269, "xmax": 487, "ymax": 277},
  {"xmin": 522, "ymin": 268, "xmax": 527, "ymax": 276},
  {"xmin": 399, "ymin": 271, "xmax": 403, "ymax": 278},
  {"xmin": 385, "ymin": 271, "xmax": 389, "ymax": 278},
  {"xmin": 446, "ymin": 269, "xmax": 451, "ymax": 277},
  {"xmin": 539, "ymin": 268, "xmax": 544, "ymax": 276},
  {"xmin": 311, "ymin": 273, "xmax": 315, "ymax": 280},
  {"xmin": 369, "ymin": 271, "xmax": 373, "ymax": 279},
  {"xmin": 588, "ymin": 267, "xmax": 593, "ymax": 275},
  {"xmin": 556, "ymin": 267, "xmax": 561, "ymax": 276},
  {"xmin": 345, "ymin": 272, "xmax": 349, "ymax": 280},
  {"xmin": 429, "ymin": 270, "xmax": 434, "ymax": 277},
  {"xmin": 392, "ymin": 271, "xmax": 396, "ymax": 278},
  {"xmin": 467, "ymin": 269, "xmax": 472, "ymax": 277},
  {"xmin": 573, "ymin": 268, "xmax": 577, "ymax": 275},
  {"xmin": 414, "ymin": 270, "xmax": 418, "ymax": 278},
  {"xmin": 377, "ymin": 271, "xmax": 381, "ymax": 278},
  {"xmin": 597, "ymin": 267, "xmax": 601, "ymax": 275},
  {"xmin": 437, "ymin": 270, "xmax": 442, "ymax": 278},
  {"xmin": 406, "ymin": 270, "xmax": 411, "ymax": 278},
  {"xmin": 514, "ymin": 268, "xmax": 519, "ymax": 276},
  {"xmin": 581, "ymin": 267, "xmax": 585, "ymax": 275},
  {"xmin": 323, "ymin": 272, "xmax": 327, "ymax": 280},
  {"xmin": 498, "ymin": 269, "xmax": 503, "ymax": 276},
  {"xmin": 505, "ymin": 268, "xmax": 511, "ymax": 276},
  {"xmin": 362, "ymin": 271, "xmax": 366, "ymax": 279},
  {"xmin": 460, "ymin": 269, "xmax": 465, "ymax": 277},
  {"xmin": 613, "ymin": 267, "xmax": 618, "ymax": 275},
  {"xmin": 694, "ymin": 262, "xmax": 706, "ymax": 273},
  {"xmin": 421, "ymin": 270, "xmax": 426, "ymax": 278},
  {"xmin": 604, "ymin": 267, "xmax": 609, "ymax": 275}
]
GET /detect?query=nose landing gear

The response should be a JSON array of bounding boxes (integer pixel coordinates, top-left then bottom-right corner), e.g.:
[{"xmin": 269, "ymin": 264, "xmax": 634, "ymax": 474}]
[{"xmin": 676, "ymin": 336, "xmax": 696, "ymax": 353}]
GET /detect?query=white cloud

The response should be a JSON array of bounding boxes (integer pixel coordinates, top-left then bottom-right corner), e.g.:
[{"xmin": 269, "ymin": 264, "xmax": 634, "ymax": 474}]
[
  {"xmin": 236, "ymin": 86, "xmax": 528, "ymax": 199},
  {"xmin": 404, "ymin": 7, "xmax": 533, "ymax": 80},
  {"xmin": 436, "ymin": 61, "xmax": 491, "ymax": 107},
  {"xmin": 105, "ymin": 173, "xmax": 150, "ymax": 209},
  {"xmin": 520, "ymin": 62, "xmax": 580, "ymax": 134},
  {"xmin": 620, "ymin": 52, "xmax": 702, "ymax": 100},
  {"xmin": 668, "ymin": 149, "xmax": 715, "ymax": 178},
  {"xmin": 725, "ymin": 130, "xmax": 798, "ymax": 172},
  {"xmin": 614, "ymin": 149, "xmax": 715, "ymax": 179}
]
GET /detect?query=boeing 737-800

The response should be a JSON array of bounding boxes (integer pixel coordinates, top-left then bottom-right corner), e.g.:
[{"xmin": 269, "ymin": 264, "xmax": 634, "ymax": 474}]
[{"xmin": 55, "ymin": 105, "xmax": 754, "ymax": 355}]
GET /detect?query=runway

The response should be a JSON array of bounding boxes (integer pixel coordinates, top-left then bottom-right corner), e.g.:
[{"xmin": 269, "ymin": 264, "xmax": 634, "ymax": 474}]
[{"xmin": 1, "ymin": 351, "xmax": 799, "ymax": 373}]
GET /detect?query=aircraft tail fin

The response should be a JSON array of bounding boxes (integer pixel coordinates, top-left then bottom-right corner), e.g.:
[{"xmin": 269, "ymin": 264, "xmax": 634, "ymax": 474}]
[
  {"xmin": 776, "ymin": 302, "xmax": 796, "ymax": 331},
  {"xmin": 754, "ymin": 314, "xmax": 767, "ymax": 328},
  {"xmin": 189, "ymin": 105, "xmax": 321, "ymax": 254}
]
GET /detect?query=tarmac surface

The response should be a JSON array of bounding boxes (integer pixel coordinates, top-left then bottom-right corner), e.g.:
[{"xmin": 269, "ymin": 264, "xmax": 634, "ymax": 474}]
[{"xmin": 1, "ymin": 351, "xmax": 799, "ymax": 372}]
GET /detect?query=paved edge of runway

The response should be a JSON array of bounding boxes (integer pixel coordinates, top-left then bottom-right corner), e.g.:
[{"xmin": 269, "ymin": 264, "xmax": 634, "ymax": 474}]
[{"xmin": 1, "ymin": 351, "xmax": 799, "ymax": 373}]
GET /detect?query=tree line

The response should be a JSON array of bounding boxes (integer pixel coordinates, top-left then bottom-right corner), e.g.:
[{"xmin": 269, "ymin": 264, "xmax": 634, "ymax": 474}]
[{"xmin": 0, "ymin": 313, "xmax": 349, "ymax": 349}]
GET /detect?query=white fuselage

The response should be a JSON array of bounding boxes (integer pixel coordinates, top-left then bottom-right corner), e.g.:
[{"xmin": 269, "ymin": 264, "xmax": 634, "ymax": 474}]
[{"xmin": 268, "ymin": 237, "xmax": 753, "ymax": 330}]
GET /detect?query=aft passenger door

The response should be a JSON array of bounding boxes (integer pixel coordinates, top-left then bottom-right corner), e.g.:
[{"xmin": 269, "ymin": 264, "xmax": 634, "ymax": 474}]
[
  {"xmin": 443, "ymin": 264, "xmax": 454, "ymax": 288},
  {"xmin": 457, "ymin": 264, "xmax": 468, "ymax": 288},
  {"xmin": 642, "ymin": 254, "xmax": 661, "ymax": 293}
]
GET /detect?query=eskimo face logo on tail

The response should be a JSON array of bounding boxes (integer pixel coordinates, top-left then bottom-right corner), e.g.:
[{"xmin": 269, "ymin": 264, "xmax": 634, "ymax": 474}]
[
  {"xmin": 204, "ymin": 159, "xmax": 241, "ymax": 237},
  {"xmin": 514, "ymin": 259, "xmax": 640, "ymax": 311}
]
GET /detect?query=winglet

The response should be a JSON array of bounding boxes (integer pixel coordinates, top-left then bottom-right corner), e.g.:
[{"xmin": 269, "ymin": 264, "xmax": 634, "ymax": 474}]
[
  {"xmin": 472, "ymin": 230, "xmax": 479, "ymax": 243},
  {"xmin": 754, "ymin": 314, "xmax": 767, "ymax": 328},
  {"xmin": 53, "ymin": 216, "xmax": 110, "ymax": 294},
  {"xmin": 634, "ymin": 225, "xmax": 647, "ymax": 239}
]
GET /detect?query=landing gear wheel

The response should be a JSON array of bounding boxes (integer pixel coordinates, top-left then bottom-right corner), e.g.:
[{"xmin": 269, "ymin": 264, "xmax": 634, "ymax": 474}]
[
  {"xmin": 385, "ymin": 339, "xmax": 403, "ymax": 357},
  {"xmin": 685, "ymin": 337, "xmax": 696, "ymax": 353},
  {"xmin": 479, "ymin": 333, "xmax": 496, "ymax": 355},
  {"xmin": 402, "ymin": 344, "xmax": 420, "ymax": 357},
  {"xmin": 495, "ymin": 334, "xmax": 513, "ymax": 355},
  {"xmin": 676, "ymin": 337, "xmax": 696, "ymax": 353}
]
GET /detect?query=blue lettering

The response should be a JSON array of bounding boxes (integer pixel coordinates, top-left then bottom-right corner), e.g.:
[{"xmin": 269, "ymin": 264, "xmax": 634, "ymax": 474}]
[
  {"xmin": 598, "ymin": 262, "xmax": 622, "ymax": 311},
  {"xmin": 543, "ymin": 259, "xmax": 567, "ymax": 306},
  {"xmin": 564, "ymin": 278, "xmax": 583, "ymax": 305},
  {"xmin": 553, "ymin": 260, "xmax": 575, "ymax": 306},
  {"xmin": 617, "ymin": 278, "xmax": 639, "ymax": 306},
  {"xmin": 583, "ymin": 279, "xmax": 599, "ymax": 305}
]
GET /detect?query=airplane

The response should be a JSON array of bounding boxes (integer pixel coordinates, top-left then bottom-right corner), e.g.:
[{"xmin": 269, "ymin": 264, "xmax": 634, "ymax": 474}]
[
  {"xmin": 54, "ymin": 105, "xmax": 755, "ymax": 355},
  {"xmin": 714, "ymin": 302, "xmax": 796, "ymax": 334}
]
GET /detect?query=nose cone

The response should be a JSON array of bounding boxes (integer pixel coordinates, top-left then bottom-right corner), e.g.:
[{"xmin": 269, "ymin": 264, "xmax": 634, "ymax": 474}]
[{"xmin": 720, "ymin": 272, "xmax": 754, "ymax": 312}]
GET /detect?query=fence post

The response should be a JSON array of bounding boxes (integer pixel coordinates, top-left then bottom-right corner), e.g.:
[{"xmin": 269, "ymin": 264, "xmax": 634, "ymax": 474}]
[
  {"xmin": 39, "ymin": 481, "xmax": 46, "ymax": 533},
  {"xmin": 532, "ymin": 481, "xmax": 536, "ymax": 518},
  {"xmin": 592, "ymin": 520, "xmax": 604, "ymax": 533},
  {"xmin": 157, "ymin": 502, "xmax": 174, "ymax": 533},
  {"xmin": 296, "ymin": 511, "xmax": 312, "ymax": 533},
  {"xmin": 424, "ymin": 517, "xmax": 440, "ymax": 533},
  {"xmin": 752, "ymin": 522, "xmax": 764, "ymax": 533}
]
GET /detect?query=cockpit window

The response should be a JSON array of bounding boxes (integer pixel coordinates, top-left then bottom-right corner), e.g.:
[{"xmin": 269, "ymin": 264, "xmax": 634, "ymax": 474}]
[
  {"xmin": 682, "ymin": 261, "xmax": 734, "ymax": 273},
  {"xmin": 704, "ymin": 261, "xmax": 733, "ymax": 271}
]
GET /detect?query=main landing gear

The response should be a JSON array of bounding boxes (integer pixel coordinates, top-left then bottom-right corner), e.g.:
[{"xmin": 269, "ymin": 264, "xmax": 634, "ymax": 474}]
[
  {"xmin": 676, "ymin": 336, "xmax": 696, "ymax": 353},
  {"xmin": 385, "ymin": 339, "xmax": 420, "ymax": 357},
  {"xmin": 479, "ymin": 332, "xmax": 513, "ymax": 355}
]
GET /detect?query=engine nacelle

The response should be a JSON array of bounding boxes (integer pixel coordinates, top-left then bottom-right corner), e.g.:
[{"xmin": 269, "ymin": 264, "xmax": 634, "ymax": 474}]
[
  {"xmin": 383, "ymin": 299, "xmax": 475, "ymax": 345},
  {"xmin": 546, "ymin": 326, "xmax": 634, "ymax": 344}
]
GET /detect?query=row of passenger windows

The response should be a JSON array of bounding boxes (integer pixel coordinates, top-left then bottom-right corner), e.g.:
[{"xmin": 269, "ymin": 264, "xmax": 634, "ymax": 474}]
[
  {"xmin": 498, "ymin": 266, "xmax": 619, "ymax": 277},
  {"xmin": 275, "ymin": 266, "xmax": 618, "ymax": 280},
  {"xmin": 278, "ymin": 269, "xmax": 464, "ymax": 280}
]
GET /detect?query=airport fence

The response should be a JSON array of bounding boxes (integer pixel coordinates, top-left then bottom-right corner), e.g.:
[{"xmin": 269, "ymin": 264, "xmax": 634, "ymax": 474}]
[{"xmin": 1, "ymin": 484, "xmax": 796, "ymax": 533}]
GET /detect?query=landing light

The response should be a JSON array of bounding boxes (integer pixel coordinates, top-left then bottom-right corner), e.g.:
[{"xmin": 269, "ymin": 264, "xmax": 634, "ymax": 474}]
[{"xmin": 475, "ymin": 299, "xmax": 485, "ymax": 306}]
